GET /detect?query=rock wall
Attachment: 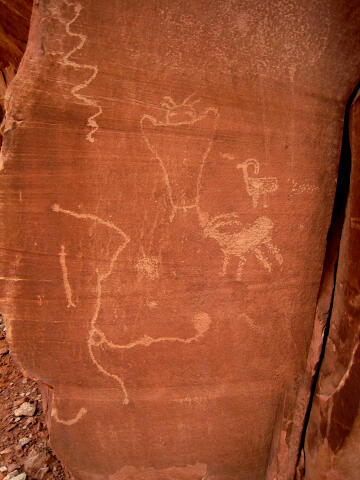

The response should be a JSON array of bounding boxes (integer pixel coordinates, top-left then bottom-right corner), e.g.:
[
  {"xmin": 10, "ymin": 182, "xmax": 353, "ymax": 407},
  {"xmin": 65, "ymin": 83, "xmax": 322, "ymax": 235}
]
[
  {"xmin": 0, "ymin": 1, "xmax": 359, "ymax": 479},
  {"xmin": 303, "ymin": 86, "xmax": 360, "ymax": 480},
  {"xmin": 0, "ymin": 0, "xmax": 33, "ymax": 139}
]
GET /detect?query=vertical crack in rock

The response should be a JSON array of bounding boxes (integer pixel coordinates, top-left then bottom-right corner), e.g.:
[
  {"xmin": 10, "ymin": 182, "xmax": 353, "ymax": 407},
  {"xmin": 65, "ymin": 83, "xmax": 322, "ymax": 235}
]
[{"xmin": 294, "ymin": 79, "xmax": 360, "ymax": 478}]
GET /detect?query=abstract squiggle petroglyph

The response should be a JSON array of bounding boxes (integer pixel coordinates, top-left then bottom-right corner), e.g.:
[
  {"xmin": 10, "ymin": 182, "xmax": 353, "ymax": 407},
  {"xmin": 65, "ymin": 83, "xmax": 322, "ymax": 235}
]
[
  {"xmin": 91, "ymin": 312, "xmax": 211, "ymax": 351},
  {"xmin": 203, "ymin": 213, "xmax": 283, "ymax": 280},
  {"xmin": 135, "ymin": 249, "xmax": 159, "ymax": 280},
  {"xmin": 59, "ymin": 244, "xmax": 76, "ymax": 308},
  {"xmin": 52, "ymin": 402, "xmax": 87, "ymax": 426},
  {"xmin": 140, "ymin": 95, "xmax": 218, "ymax": 221},
  {"xmin": 53, "ymin": 407, "xmax": 87, "ymax": 426},
  {"xmin": 52, "ymin": 204, "xmax": 211, "ymax": 405},
  {"xmin": 52, "ymin": 203, "xmax": 131, "ymax": 402}
]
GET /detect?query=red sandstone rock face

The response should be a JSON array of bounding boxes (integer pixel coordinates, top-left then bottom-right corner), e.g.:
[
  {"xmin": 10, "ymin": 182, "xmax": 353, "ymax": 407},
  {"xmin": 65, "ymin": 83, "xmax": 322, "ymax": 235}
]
[
  {"xmin": 0, "ymin": 1, "xmax": 359, "ymax": 479},
  {"xmin": 0, "ymin": 0, "xmax": 33, "ymax": 71},
  {"xmin": 303, "ymin": 90, "xmax": 360, "ymax": 480}
]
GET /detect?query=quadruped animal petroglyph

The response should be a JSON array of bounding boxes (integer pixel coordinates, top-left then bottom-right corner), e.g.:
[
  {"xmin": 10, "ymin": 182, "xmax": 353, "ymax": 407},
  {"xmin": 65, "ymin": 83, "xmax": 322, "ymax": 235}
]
[
  {"xmin": 232, "ymin": 156, "xmax": 278, "ymax": 208},
  {"xmin": 203, "ymin": 213, "xmax": 283, "ymax": 280}
]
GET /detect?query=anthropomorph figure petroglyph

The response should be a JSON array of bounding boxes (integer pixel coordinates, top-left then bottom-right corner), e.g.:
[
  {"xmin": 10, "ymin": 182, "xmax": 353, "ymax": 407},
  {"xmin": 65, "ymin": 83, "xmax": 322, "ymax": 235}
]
[
  {"xmin": 223, "ymin": 154, "xmax": 279, "ymax": 208},
  {"xmin": 140, "ymin": 95, "xmax": 218, "ymax": 220},
  {"xmin": 203, "ymin": 213, "xmax": 283, "ymax": 280}
]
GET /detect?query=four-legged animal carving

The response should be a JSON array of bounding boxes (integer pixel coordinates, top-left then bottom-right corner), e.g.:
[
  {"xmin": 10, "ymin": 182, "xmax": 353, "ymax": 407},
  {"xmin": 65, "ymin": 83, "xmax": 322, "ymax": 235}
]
[
  {"xmin": 236, "ymin": 158, "xmax": 278, "ymax": 208},
  {"xmin": 203, "ymin": 213, "xmax": 283, "ymax": 280}
]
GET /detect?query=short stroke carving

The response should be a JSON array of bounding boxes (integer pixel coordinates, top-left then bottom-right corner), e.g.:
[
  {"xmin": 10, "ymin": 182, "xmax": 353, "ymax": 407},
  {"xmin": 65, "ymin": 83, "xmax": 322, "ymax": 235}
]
[
  {"xmin": 203, "ymin": 213, "xmax": 283, "ymax": 280},
  {"xmin": 59, "ymin": 245, "xmax": 76, "ymax": 308},
  {"xmin": 140, "ymin": 95, "xmax": 218, "ymax": 221},
  {"xmin": 224, "ymin": 155, "xmax": 278, "ymax": 208}
]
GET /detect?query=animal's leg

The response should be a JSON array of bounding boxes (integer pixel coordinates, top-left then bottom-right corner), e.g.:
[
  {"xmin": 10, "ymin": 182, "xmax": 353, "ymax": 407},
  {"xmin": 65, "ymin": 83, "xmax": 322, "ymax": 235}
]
[
  {"xmin": 252, "ymin": 190, "xmax": 259, "ymax": 208},
  {"xmin": 263, "ymin": 193, "xmax": 269, "ymax": 208},
  {"xmin": 265, "ymin": 240, "xmax": 283, "ymax": 265},
  {"xmin": 236, "ymin": 256, "xmax": 247, "ymax": 280},
  {"xmin": 221, "ymin": 251, "xmax": 230, "ymax": 276},
  {"xmin": 254, "ymin": 247, "xmax": 271, "ymax": 272}
]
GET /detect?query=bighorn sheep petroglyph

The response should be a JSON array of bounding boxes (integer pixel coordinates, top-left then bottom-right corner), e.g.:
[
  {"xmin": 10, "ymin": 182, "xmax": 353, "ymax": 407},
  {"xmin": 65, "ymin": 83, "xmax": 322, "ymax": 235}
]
[
  {"xmin": 222, "ymin": 154, "xmax": 278, "ymax": 208},
  {"xmin": 236, "ymin": 158, "xmax": 278, "ymax": 208}
]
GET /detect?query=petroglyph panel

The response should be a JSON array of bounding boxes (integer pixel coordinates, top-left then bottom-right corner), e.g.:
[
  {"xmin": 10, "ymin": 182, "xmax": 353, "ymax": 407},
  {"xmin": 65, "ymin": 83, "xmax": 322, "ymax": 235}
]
[{"xmin": 2, "ymin": 1, "xmax": 360, "ymax": 479}]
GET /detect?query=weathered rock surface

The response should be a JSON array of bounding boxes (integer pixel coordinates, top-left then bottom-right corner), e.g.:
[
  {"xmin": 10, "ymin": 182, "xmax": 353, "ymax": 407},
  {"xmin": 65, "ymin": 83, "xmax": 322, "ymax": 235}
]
[
  {"xmin": 0, "ymin": 0, "xmax": 33, "ymax": 72},
  {"xmin": 303, "ymin": 86, "xmax": 360, "ymax": 479},
  {"xmin": 0, "ymin": 0, "xmax": 33, "ymax": 142},
  {"xmin": 0, "ymin": 1, "xmax": 359, "ymax": 479},
  {"xmin": 14, "ymin": 402, "xmax": 36, "ymax": 418}
]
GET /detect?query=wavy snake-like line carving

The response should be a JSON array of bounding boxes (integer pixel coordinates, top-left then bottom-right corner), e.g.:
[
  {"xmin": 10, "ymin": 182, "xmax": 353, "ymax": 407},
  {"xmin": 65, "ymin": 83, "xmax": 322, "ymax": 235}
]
[{"xmin": 61, "ymin": 0, "xmax": 102, "ymax": 143}]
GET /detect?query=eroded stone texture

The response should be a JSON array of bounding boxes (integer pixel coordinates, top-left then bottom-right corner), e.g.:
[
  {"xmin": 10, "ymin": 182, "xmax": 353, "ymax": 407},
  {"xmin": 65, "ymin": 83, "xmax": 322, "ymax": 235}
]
[
  {"xmin": 0, "ymin": 1, "xmax": 359, "ymax": 479},
  {"xmin": 0, "ymin": 0, "xmax": 33, "ymax": 136},
  {"xmin": 0, "ymin": 0, "xmax": 33, "ymax": 71},
  {"xmin": 303, "ymin": 89, "xmax": 360, "ymax": 479}
]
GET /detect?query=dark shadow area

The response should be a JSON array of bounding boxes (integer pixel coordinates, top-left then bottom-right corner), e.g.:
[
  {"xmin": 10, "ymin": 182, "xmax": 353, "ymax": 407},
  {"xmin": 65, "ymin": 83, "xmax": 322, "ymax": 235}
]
[{"xmin": 295, "ymin": 78, "xmax": 360, "ymax": 476}]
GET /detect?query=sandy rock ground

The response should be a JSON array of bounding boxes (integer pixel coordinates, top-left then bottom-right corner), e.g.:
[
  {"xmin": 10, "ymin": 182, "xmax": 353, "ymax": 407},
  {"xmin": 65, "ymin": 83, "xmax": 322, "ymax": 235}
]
[{"xmin": 0, "ymin": 315, "xmax": 71, "ymax": 480}]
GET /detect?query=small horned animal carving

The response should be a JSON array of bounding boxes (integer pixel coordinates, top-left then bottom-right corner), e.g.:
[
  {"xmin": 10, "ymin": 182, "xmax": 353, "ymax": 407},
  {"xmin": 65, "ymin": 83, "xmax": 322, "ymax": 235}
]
[
  {"xmin": 235, "ymin": 157, "xmax": 278, "ymax": 208},
  {"xmin": 203, "ymin": 213, "xmax": 283, "ymax": 280}
]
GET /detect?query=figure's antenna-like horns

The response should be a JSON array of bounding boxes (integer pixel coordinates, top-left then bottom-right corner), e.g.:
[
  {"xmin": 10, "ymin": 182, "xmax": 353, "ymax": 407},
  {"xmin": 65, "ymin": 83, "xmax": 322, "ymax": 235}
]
[{"xmin": 162, "ymin": 96, "xmax": 176, "ymax": 108}]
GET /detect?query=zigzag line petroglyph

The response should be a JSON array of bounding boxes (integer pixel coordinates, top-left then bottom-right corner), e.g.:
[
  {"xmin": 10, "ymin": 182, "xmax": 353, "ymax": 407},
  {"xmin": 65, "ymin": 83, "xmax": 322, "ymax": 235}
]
[
  {"xmin": 59, "ymin": 245, "xmax": 76, "ymax": 308},
  {"xmin": 59, "ymin": 0, "xmax": 102, "ymax": 142},
  {"xmin": 52, "ymin": 401, "xmax": 87, "ymax": 426}
]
